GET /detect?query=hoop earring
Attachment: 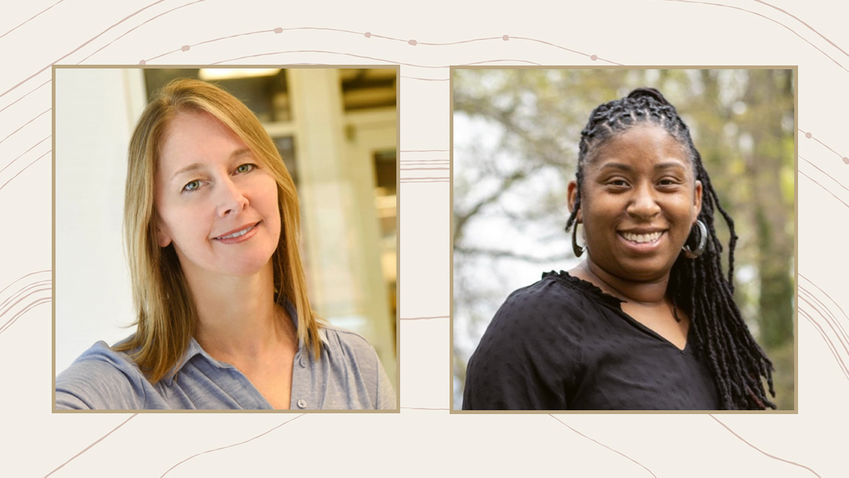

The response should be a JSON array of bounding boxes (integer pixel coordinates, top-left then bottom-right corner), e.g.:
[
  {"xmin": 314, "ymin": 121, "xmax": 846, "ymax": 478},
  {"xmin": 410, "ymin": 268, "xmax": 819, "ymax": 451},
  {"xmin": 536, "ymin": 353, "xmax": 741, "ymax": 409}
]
[
  {"xmin": 572, "ymin": 222, "xmax": 584, "ymax": 257},
  {"xmin": 682, "ymin": 219, "xmax": 707, "ymax": 259}
]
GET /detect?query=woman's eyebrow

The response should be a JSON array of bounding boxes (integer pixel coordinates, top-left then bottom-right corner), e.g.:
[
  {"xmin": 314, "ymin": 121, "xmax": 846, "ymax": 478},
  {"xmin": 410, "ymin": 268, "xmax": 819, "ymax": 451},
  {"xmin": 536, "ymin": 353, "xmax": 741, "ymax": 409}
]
[{"xmin": 170, "ymin": 162, "xmax": 204, "ymax": 180}]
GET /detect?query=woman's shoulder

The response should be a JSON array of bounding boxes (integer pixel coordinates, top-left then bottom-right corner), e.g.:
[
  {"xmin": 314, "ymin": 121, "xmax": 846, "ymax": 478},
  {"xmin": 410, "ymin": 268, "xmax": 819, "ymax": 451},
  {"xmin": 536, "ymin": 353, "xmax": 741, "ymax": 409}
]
[
  {"xmin": 313, "ymin": 324, "xmax": 396, "ymax": 409},
  {"xmin": 55, "ymin": 339, "xmax": 147, "ymax": 410},
  {"xmin": 318, "ymin": 325, "xmax": 381, "ymax": 363},
  {"xmin": 495, "ymin": 270, "xmax": 617, "ymax": 325}
]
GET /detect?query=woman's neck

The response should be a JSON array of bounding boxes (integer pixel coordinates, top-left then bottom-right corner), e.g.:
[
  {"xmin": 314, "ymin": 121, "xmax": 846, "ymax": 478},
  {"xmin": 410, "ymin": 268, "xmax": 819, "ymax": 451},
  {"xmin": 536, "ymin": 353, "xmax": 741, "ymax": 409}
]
[
  {"xmin": 571, "ymin": 259, "xmax": 670, "ymax": 306},
  {"xmin": 183, "ymin": 262, "xmax": 295, "ymax": 360}
]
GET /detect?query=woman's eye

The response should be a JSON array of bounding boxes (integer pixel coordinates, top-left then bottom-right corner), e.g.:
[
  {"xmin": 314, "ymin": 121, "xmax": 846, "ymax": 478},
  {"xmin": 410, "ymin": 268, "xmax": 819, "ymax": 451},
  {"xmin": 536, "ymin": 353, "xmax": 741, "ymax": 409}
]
[
  {"xmin": 182, "ymin": 180, "xmax": 201, "ymax": 192},
  {"xmin": 235, "ymin": 163, "xmax": 256, "ymax": 174},
  {"xmin": 606, "ymin": 178, "xmax": 629, "ymax": 187}
]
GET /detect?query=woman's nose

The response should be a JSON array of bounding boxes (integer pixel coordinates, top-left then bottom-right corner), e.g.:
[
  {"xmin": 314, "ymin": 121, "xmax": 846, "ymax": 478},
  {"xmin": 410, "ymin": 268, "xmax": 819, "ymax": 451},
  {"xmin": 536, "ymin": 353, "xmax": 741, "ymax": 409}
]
[
  {"xmin": 216, "ymin": 177, "xmax": 248, "ymax": 217},
  {"xmin": 626, "ymin": 183, "xmax": 661, "ymax": 219}
]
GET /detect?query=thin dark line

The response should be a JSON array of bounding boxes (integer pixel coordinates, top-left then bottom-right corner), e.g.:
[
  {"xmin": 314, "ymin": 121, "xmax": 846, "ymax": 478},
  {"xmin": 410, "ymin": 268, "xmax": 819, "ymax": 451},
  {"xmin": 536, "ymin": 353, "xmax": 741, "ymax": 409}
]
[
  {"xmin": 44, "ymin": 414, "xmax": 137, "ymax": 477},
  {"xmin": 549, "ymin": 415, "xmax": 657, "ymax": 477},
  {"xmin": 0, "ymin": 109, "xmax": 50, "ymax": 146},
  {"xmin": 0, "ymin": 150, "xmax": 50, "ymax": 194},
  {"xmin": 400, "ymin": 167, "xmax": 449, "ymax": 171},
  {"xmin": 400, "ymin": 315, "xmax": 448, "ymax": 321},
  {"xmin": 79, "ymin": 0, "xmax": 206, "ymax": 63},
  {"xmin": 508, "ymin": 36, "xmax": 621, "ymax": 65},
  {"xmin": 754, "ymin": 0, "xmax": 849, "ymax": 58},
  {"xmin": 799, "ymin": 170, "xmax": 849, "ymax": 209},
  {"xmin": 0, "ymin": 295, "xmax": 51, "ymax": 335},
  {"xmin": 401, "ymin": 76, "xmax": 449, "ymax": 82},
  {"xmin": 665, "ymin": 0, "xmax": 847, "ymax": 74},
  {"xmin": 798, "ymin": 293, "xmax": 849, "ymax": 378},
  {"xmin": 800, "ymin": 128, "xmax": 848, "ymax": 161},
  {"xmin": 0, "ymin": 0, "xmax": 167, "ymax": 99},
  {"xmin": 0, "ymin": 269, "xmax": 50, "ymax": 298},
  {"xmin": 0, "ymin": 136, "xmax": 50, "ymax": 176},
  {"xmin": 160, "ymin": 415, "xmax": 304, "ymax": 477},
  {"xmin": 0, "ymin": 78, "xmax": 50, "ymax": 115},
  {"xmin": 709, "ymin": 415, "xmax": 822, "ymax": 477},
  {"xmin": 0, "ymin": 0, "xmax": 64, "ymax": 40},
  {"xmin": 801, "ymin": 156, "xmax": 849, "ymax": 196},
  {"xmin": 799, "ymin": 272, "xmax": 849, "ymax": 336}
]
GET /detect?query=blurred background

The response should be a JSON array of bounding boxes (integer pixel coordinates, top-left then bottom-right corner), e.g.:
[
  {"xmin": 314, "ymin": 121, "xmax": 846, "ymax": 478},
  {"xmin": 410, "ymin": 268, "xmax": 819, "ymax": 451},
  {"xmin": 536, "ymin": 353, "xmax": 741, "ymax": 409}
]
[
  {"xmin": 55, "ymin": 67, "xmax": 398, "ymax": 389},
  {"xmin": 452, "ymin": 68, "xmax": 795, "ymax": 410}
]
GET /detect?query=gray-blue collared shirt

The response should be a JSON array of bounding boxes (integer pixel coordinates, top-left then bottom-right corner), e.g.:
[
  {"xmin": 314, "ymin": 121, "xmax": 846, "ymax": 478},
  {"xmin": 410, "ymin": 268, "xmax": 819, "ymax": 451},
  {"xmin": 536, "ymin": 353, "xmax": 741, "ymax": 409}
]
[{"xmin": 55, "ymin": 319, "xmax": 396, "ymax": 410}]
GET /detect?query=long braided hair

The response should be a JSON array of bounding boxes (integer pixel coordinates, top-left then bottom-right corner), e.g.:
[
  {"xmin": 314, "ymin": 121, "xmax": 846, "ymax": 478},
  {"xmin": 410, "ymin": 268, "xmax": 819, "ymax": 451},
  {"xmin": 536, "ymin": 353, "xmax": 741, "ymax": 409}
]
[{"xmin": 565, "ymin": 87, "xmax": 775, "ymax": 409}]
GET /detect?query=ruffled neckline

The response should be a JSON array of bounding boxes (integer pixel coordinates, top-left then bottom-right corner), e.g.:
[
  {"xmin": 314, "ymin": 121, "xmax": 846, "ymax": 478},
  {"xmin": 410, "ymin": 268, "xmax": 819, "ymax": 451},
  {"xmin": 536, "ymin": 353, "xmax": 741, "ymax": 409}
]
[{"xmin": 542, "ymin": 270, "xmax": 624, "ymax": 308}]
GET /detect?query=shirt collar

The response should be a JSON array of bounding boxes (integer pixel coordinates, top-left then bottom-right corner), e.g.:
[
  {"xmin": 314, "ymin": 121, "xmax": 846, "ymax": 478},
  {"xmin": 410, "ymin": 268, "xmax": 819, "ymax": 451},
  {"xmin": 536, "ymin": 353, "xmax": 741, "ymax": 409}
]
[{"xmin": 163, "ymin": 300, "xmax": 327, "ymax": 384}]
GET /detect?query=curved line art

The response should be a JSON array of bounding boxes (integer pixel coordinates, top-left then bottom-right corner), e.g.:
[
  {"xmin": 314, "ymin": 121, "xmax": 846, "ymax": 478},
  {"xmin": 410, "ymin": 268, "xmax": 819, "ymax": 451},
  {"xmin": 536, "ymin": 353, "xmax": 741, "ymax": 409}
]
[
  {"xmin": 0, "ymin": 78, "xmax": 50, "ymax": 115},
  {"xmin": 401, "ymin": 75, "xmax": 449, "ymax": 82},
  {"xmin": 800, "ymin": 283, "xmax": 849, "ymax": 359},
  {"xmin": 143, "ymin": 26, "xmax": 280, "ymax": 63},
  {"xmin": 0, "ymin": 269, "xmax": 50, "ymax": 298},
  {"xmin": 0, "ymin": 279, "xmax": 51, "ymax": 320},
  {"xmin": 159, "ymin": 414, "xmax": 304, "ymax": 477},
  {"xmin": 0, "ymin": 136, "xmax": 50, "ymax": 176},
  {"xmin": 201, "ymin": 50, "xmax": 444, "ymax": 69},
  {"xmin": 799, "ymin": 169, "xmax": 849, "ymax": 210},
  {"xmin": 801, "ymin": 156, "xmax": 849, "ymax": 196},
  {"xmin": 0, "ymin": 108, "xmax": 50, "ymax": 146},
  {"xmin": 549, "ymin": 414, "xmax": 657, "ymax": 478},
  {"xmin": 754, "ymin": 0, "xmax": 848, "ymax": 59},
  {"xmin": 0, "ymin": 0, "xmax": 168, "ymax": 100},
  {"xmin": 137, "ymin": 24, "xmax": 618, "ymax": 65},
  {"xmin": 799, "ymin": 306, "xmax": 849, "ymax": 380},
  {"xmin": 400, "ymin": 315, "xmax": 449, "ymax": 321},
  {"xmin": 800, "ymin": 128, "xmax": 849, "ymax": 164},
  {"xmin": 79, "ymin": 0, "xmax": 206, "ymax": 63},
  {"xmin": 43, "ymin": 414, "xmax": 138, "ymax": 477},
  {"xmin": 0, "ymin": 0, "xmax": 64, "ymax": 40},
  {"xmin": 800, "ymin": 272, "xmax": 849, "ymax": 332},
  {"xmin": 0, "ymin": 296, "xmax": 50, "ymax": 336},
  {"xmin": 664, "ymin": 0, "xmax": 848, "ymax": 74},
  {"xmin": 798, "ymin": 289, "xmax": 849, "ymax": 379},
  {"xmin": 709, "ymin": 415, "xmax": 821, "ymax": 477},
  {"xmin": 0, "ymin": 150, "xmax": 49, "ymax": 195},
  {"xmin": 506, "ymin": 36, "xmax": 620, "ymax": 65}
]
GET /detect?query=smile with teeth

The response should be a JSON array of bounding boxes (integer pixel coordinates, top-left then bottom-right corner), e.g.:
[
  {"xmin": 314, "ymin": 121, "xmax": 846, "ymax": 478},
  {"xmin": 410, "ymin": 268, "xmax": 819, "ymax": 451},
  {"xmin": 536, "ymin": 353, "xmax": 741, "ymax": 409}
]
[
  {"xmin": 215, "ymin": 223, "xmax": 257, "ymax": 240},
  {"xmin": 620, "ymin": 231, "xmax": 663, "ymax": 244}
]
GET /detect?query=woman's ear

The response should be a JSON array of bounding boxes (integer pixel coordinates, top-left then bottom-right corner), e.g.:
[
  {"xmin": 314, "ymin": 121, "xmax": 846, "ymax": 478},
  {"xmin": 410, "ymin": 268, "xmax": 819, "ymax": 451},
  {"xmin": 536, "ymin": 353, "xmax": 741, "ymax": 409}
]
[
  {"xmin": 693, "ymin": 179, "xmax": 703, "ymax": 219},
  {"xmin": 156, "ymin": 219, "xmax": 172, "ymax": 248},
  {"xmin": 567, "ymin": 180, "xmax": 581, "ymax": 222}
]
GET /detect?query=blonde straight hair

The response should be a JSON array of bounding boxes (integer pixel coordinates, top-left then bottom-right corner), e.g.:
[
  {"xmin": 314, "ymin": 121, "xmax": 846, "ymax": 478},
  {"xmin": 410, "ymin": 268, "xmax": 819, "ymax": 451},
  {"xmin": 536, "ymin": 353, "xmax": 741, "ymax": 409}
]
[{"xmin": 115, "ymin": 78, "xmax": 321, "ymax": 383}]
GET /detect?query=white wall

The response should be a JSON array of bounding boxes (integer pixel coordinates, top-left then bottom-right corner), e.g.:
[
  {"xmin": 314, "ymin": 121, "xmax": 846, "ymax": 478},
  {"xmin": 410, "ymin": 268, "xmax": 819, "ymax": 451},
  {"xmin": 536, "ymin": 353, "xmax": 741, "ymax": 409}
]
[{"xmin": 54, "ymin": 68, "xmax": 146, "ymax": 372}]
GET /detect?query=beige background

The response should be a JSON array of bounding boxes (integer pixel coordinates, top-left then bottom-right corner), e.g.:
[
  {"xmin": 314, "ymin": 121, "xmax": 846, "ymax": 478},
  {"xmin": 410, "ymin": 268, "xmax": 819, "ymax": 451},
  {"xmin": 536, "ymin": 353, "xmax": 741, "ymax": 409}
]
[{"xmin": 0, "ymin": 0, "xmax": 845, "ymax": 476}]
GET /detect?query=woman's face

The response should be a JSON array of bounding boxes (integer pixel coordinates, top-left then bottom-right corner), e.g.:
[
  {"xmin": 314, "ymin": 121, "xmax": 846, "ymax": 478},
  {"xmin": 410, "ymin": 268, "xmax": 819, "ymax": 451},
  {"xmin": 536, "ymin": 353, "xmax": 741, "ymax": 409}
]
[
  {"xmin": 154, "ymin": 110, "xmax": 281, "ymax": 279},
  {"xmin": 568, "ymin": 124, "xmax": 702, "ymax": 283}
]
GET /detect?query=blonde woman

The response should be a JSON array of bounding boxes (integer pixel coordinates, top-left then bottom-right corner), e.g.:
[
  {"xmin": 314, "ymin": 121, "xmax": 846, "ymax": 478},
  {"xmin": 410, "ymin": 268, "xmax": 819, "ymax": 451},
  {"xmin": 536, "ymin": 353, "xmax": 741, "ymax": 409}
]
[{"xmin": 56, "ymin": 79, "xmax": 395, "ymax": 410}]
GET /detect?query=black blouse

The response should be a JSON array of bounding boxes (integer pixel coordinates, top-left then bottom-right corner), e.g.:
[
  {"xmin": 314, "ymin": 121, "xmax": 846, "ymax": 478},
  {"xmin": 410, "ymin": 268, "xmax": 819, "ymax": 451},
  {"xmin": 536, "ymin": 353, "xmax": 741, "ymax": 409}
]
[{"xmin": 462, "ymin": 271, "xmax": 719, "ymax": 410}]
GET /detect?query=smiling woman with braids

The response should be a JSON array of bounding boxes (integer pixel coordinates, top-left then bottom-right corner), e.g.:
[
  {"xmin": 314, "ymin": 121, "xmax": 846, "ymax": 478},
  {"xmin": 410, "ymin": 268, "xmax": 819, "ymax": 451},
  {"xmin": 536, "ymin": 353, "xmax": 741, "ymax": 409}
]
[{"xmin": 463, "ymin": 87, "xmax": 774, "ymax": 410}]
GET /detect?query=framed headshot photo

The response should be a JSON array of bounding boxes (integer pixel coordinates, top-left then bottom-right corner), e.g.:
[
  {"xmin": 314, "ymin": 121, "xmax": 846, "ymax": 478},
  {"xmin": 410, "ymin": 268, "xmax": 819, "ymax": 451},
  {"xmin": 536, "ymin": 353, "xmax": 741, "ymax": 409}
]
[
  {"xmin": 53, "ymin": 66, "xmax": 399, "ymax": 411},
  {"xmin": 452, "ymin": 67, "xmax": 796, "ymax": 412}
]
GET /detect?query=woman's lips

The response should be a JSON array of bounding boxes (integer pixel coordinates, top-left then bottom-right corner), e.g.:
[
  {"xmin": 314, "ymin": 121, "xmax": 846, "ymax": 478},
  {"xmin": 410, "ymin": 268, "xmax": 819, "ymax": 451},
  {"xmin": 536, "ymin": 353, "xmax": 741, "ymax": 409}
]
[{"xmin": 213, "ymin": 221, "xmax": 260, "ymax": 243}]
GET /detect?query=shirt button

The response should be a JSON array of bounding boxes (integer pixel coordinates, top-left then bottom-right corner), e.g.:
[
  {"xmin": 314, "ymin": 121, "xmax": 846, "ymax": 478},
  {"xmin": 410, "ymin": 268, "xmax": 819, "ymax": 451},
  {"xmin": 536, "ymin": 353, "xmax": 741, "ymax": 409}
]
[
  {"xmin": 298, "ymin": 356, "xmax": 306, "ymax": 368},
  {"xmin": 297, "ymin": 399, "xmax": 307, "ymax": 409}
]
